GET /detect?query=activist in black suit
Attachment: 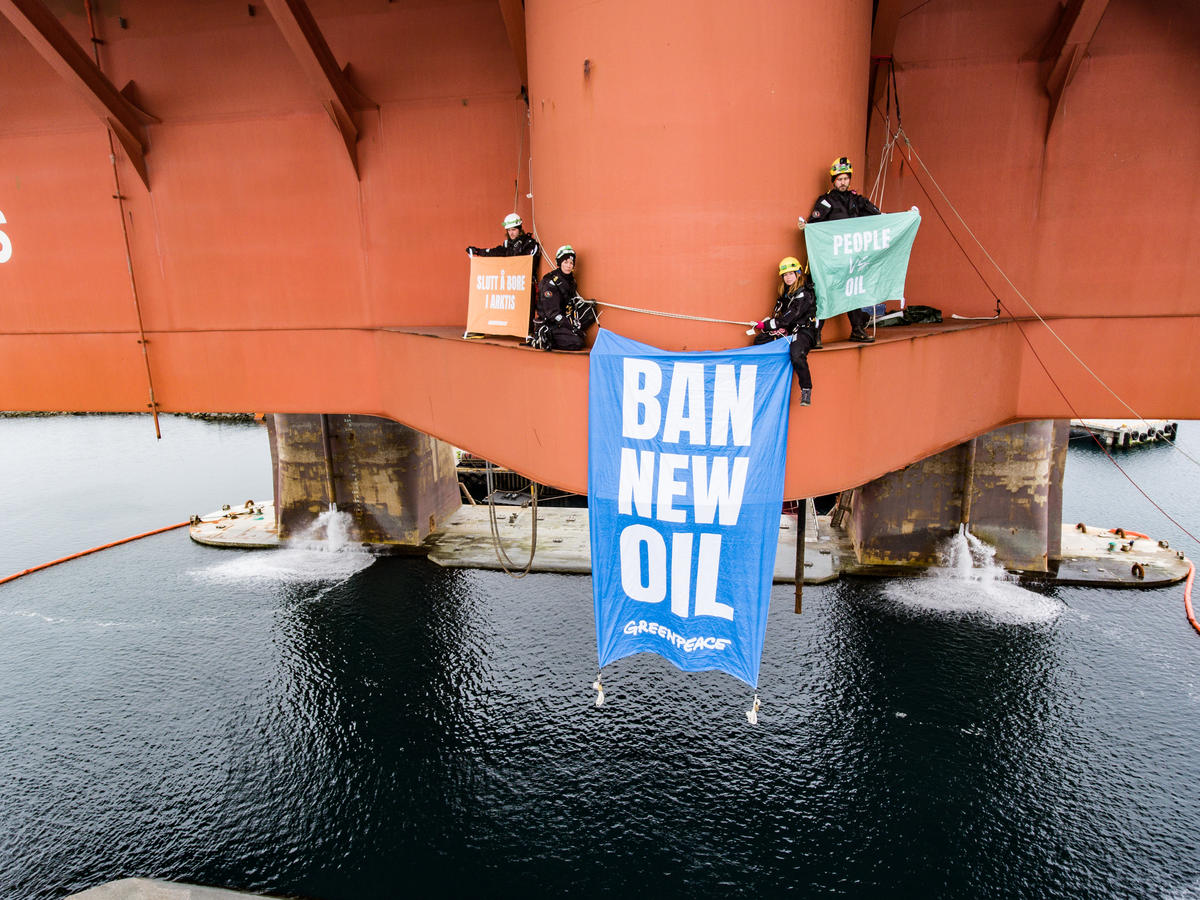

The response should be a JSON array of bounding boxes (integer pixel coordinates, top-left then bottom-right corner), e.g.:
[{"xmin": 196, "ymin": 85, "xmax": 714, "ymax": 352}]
[
  {"xmin": 753, "ymin": 257, "xmax": 818, "ymax": 407},
  {"xmin": 467, "ymin": 212, "xmax": 541, "ymax": 334},
  {"xmin": 466, "ymin": 212, "xmax": 541, "ymax": 265},
  {"xmin": 533, "ymin": 244, "xmax": 597, "ymax": 351},
  {"xmin": 798, "ymin": 156, "xmax": 881, "ymax": 344}
]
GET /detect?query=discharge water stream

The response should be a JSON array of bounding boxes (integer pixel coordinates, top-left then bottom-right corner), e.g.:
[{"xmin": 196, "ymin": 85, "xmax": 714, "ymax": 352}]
[
  {"xmin": 882, "ymin": 524, "xmax": 1065, "ymax": 625},
  {"xmin": 197, "ymin": 509, "xmax": 375, "ymax": 585}
]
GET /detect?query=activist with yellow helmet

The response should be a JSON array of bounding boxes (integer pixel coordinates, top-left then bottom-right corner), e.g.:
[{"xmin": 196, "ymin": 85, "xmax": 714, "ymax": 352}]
[
  {"xmin": 796, "ymin": 156, "xmax": 883, "ymax": 343},
  {"xmin": 752, "ymin": 256, "xmax": 819, "ymax": 407}
]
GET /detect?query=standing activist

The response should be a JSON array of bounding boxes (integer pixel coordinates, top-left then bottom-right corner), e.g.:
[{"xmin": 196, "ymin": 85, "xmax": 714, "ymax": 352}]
[
  {"xmin": 466, "ymin": 212, "xmax": 540, "ymax": 266},
  {"xmin": 533, "ymin": 245, "xmax": 597, "ymax": 351},
  {"xmin": 798, "ymin": 157, "xmax": 880, "ymax": 344},
  {"xmin": 466, "ymin": 212, "xmax": 541, "ymax": 337},
  {"xmin": 752, "ymin": 257, "xmax": 818, "ymax": 406}
]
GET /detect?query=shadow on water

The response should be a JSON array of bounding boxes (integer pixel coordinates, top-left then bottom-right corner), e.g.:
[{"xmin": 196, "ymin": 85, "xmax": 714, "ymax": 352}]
[{"xmin": 815, "ymin": 571, "xmax": 1067, "ymax": 897}]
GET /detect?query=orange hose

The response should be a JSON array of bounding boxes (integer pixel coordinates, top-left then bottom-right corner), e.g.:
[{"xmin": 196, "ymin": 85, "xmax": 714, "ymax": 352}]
[
  {"xmin": 1184, "ymin": 560, "xmax": 1199, "ymax": 637},
  {"xmin": 0, "ymin": 521, "xmax": 189, "ymax": 586},
  {"xmin": 1108, "ymin": 528, "xmax": 1150, "ymax": 540}
]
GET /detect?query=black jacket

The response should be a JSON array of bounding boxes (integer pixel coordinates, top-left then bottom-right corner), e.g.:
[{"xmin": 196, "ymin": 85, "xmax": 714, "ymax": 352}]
[
  {"xmin": 536, "ymin": 268, "xmax": 578, "ymax": 326},
  {"xmin": 764, "ymin": 280, "xmax": 818, "ymax": 336},
  {"xmin": 808, "ymin": 189, "xmax": 881, "ymax": 223}
]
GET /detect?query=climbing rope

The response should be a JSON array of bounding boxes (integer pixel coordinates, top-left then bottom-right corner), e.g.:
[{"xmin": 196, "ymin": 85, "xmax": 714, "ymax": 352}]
[
  {"xmin": 593, "ymin": 299, "xmax": 755, "ymax": 328},
  {"xmin": 0, "ymin": 521, "xmax": 190, "ymax": 586},
  {"xmin": 894, "ymin": 126, "xmax": 1200, "ymax": 473},
  {"xmin": 485, "ymin": 460, "xmax": 538, "ymax": 578},
  {"xmin": 882, "ymin": 124, "xmax": 1199, "ymax": 552}
]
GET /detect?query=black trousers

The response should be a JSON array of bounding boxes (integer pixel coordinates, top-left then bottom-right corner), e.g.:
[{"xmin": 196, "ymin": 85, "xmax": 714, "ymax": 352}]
[
  {"xmin": 817, "ymin": 307, "xmax": 869, "ymax": 340},
  {"xmin": 754, "ymin": 330, "xmax": 816, "ymax": 389},
  {"xmin": 788, "ymin": 330, "xmax": 816, "ymax": 389},
  {"xmin": 846, "ymin": 308, "xmax": 870, "ymax": 330}
]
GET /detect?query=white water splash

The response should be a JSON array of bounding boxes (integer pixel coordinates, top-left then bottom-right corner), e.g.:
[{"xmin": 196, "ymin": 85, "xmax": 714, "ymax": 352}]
[
  {"xmin": 9, "ymin": 609, "xmax": 65, "ymax": 625},
  {"xmin": 195, "ymin": 509, "xmax": 375, "ymax": 584},
  {"xmin": 882, "ymin": 525, "xmax": 1063, "ymax": 625}
]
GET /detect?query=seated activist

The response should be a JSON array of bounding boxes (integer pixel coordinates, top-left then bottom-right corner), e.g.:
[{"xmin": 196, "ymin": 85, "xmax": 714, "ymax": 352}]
[
  {"xmin": 752, "ymin": 257, "xmax": 818, "ymax": 407},
  {"xmin": 533, "ymin": 244, "xmax": 598, "ymax": 351},
  {"xmin": 797, "ymin": 156, "xmax": 915, "ymax": 345}
]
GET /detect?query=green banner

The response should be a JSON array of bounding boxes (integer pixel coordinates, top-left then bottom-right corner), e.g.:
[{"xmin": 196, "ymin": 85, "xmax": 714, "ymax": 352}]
[{"xmin": 804, "ymin": 210, "xmax": 921, "ymax": 320}]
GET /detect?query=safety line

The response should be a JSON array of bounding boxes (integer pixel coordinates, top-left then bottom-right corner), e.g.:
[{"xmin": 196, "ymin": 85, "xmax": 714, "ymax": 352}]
[
  {"xmin": 895, "ymin": 127, "xmax": 1200, "ymax": 471},
  {"xmin": 0, "ymin": 521, "xmax": 189, "ymax": 586},
  {"xmin": 1008, "ymin": 312, "xmax": 1200, "ymax": 549},
  {"xmin": 870, "ymin": 114, "xmax": 1199, "ymax": 550},
  {"xmin": 593, "ymin": 300, "xmax": 755, "ymax": 327}
]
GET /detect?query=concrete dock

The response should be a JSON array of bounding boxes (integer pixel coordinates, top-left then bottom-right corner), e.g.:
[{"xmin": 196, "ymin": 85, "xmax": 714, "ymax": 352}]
[
  {"xmin": 426, "ymin": 500, "xmax": 838, "ymax": 583},
  {"xmin": 67, "ymin": 879, "xmax": 265, "ymax": 899},
  {"xmin": 1070, "ymin": 418, "xmax": 1180, "ymax": 449},
  {"xmin": 189, "ymin": 501, "xmax": 281, "ymax": 549},
  {"xmin": 188, "ymin": 501, "xmax": 1191, "ymax": 588}
]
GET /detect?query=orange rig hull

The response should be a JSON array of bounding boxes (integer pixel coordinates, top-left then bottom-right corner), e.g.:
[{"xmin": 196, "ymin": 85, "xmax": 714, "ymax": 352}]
[{"xmin": 0, "ymin": 0, "xmax": 1196, "ymax": 497}]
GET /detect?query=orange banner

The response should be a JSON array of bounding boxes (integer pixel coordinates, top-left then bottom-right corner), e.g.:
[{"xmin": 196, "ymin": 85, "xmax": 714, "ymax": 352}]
[{"xmin": 465, "ymin": 255, "xmax": 534, "ymax": 338}]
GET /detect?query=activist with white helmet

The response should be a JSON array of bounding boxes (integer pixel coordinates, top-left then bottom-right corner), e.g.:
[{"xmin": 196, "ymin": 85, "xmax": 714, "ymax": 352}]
[
  {"xmin": 532, "ymin": 245, "xmax": 597, "ymax": 351},
  {"xmin": 465, "ymin": 212, "xmax": 541, "ymax": 267}
]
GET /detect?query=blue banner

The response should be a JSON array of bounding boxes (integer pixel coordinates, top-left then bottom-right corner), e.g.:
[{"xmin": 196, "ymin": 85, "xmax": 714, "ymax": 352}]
[{"xmin": 587, "ymin": 329, "xmax": 793, "ymax": 688}]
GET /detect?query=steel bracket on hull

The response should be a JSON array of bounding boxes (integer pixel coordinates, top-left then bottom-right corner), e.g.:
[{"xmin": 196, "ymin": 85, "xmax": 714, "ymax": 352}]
[
  {"xmin": 262, "ymin": 0, "xmax": 377, "ymax": 180},
  {"xmin": 497, "ymin": 0, "xmax": 528, "ymax": 90},
  {"xmin": 0, "ymin": 0, "xmax": 158, "ymax": 189},
  {"xmin": 1042, "ymin": 0, "xmax": 1110, "ymax": 138}
]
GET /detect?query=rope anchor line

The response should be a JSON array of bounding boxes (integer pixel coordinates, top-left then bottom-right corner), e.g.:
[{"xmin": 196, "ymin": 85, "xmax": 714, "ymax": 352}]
[{"xmin": 594, "ymin": 299, "xmax": 755, "ymax": 328}]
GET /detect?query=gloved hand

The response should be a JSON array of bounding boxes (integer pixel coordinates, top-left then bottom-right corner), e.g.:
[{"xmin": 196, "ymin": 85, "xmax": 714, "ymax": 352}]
[
  {"xmin": 910, "ymin": 206, "xmax": 919, "ymax": 214},
  {"xmin": 797, "ymin": 216, "xmax": 806, "ymax": 230}
]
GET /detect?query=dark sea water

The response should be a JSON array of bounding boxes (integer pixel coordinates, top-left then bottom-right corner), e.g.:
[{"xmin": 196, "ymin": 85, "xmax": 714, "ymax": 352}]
[{"xmin": 1, "ymin": 415, "xmax": 1199, "ymax": 899}]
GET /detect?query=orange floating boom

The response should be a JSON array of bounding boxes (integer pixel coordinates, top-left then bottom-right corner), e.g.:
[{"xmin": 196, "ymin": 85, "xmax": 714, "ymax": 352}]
[{"xmin": 0, "ymin": 521, "xmax": 189, "ymax": 586}]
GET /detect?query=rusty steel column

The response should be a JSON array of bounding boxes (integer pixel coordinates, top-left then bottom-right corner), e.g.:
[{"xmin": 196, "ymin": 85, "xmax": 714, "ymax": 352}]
[
  {"xmin": 846, "ymin": 420, "xmax": 1069, "ymax": 573},
  {"xmin": 268, "ymin": 413, "xmax": 461, "ymax": 549}
]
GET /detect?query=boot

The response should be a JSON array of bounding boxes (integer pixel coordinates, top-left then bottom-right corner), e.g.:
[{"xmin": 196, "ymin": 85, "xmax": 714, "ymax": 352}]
[
  {"xmin": 848, "ymin": 327, "xmax": 875, "ymax": 343},
  {"xmin": 800, "ymin": 388, "xmax": 812, "ymax": 407}
]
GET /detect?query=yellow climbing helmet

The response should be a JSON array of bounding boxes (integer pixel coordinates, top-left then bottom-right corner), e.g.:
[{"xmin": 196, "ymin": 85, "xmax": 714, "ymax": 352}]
[
  {"xmin": 829, "ymin": 156, "xmax": 853, "ymax": 178},
  {"xmin": 778, "ymin": 256, "xmax": 802, "ymax": 276}
]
